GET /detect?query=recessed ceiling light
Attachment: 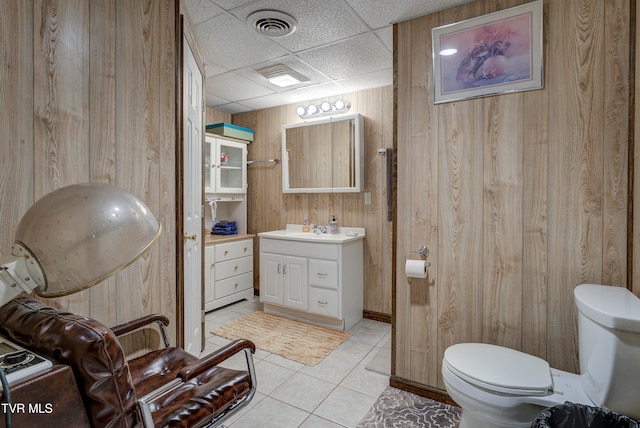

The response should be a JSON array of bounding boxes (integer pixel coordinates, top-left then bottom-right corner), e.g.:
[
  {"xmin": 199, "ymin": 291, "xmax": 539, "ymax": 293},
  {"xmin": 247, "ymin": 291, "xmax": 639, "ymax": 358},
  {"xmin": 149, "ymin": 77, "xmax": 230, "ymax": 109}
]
[{"xmin": 256, "ymin": 64, "xmax": 308, "ymax": 88}]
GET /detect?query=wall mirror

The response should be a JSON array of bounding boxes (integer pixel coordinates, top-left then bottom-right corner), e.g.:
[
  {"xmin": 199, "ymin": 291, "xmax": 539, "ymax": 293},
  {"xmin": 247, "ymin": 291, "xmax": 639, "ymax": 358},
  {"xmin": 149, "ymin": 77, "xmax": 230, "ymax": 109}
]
[{"xmin": 282, "ymin": 113, "xmax": 363, "ymax": 193}]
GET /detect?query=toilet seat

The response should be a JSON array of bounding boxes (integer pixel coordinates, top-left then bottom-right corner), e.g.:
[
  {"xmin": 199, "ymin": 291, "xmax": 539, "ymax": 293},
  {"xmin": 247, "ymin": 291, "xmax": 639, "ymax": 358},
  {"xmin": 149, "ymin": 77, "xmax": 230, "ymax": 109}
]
[{"xmin": 443, "ymin": 343, "xmax": 553, "ymax": 396}]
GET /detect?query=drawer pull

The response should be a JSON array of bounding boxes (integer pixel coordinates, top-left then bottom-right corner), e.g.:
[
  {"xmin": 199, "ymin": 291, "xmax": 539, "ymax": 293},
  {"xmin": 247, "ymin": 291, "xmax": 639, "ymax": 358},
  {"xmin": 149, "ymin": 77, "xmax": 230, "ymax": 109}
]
[
  {"xmin": 224, "ymin": 250, "xmax": 229, "ymax": 256},
  {"xmin": 317, "ymin": 300, "xmax": 328, "ymax": 306},
  {"xmin": 234, "ymin": 265, "xmax": 239, "ymax": 271},
  {"xmin": 316, "ymin": 273, "xmax": 328, "ymax": 278},
  {"xmin": 244, "ymin": 246, "xmax": 248, "ymax": 252},
  {"xmin": 234, "ymin": 283, "xmax": 238, "ymax": 288}
]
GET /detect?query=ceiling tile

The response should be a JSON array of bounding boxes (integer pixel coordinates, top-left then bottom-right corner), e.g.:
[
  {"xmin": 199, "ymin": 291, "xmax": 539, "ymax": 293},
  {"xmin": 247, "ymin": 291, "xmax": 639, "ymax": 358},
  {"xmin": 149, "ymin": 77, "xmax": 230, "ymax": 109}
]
[
  {"xmin": 298, "ymin": 33, "xmax": 391, "ymax": 80},
  {"xmin": 195, "ymin": 13, "xmax": 289, "ymax": 71},
  {"xmin": 206, "ymin": 72, "xmax": 275, "ymax": 101},
  {"xmin": 212, "ymin": 0, "xmax": 255, "ymax": 10},
  {"xmin": 211, "ymin": 102, "xmax": 255, "ymax": 114},
  {"xmin": 233, "ymin": 55, "xmax": 331, "ymax": 91},
  {"xmin": 279, "ymin": 81, "xmax": 349, "ymax": 104},
  {"xmin": 205, "ymin": 93, "xmax": 231, "ymax": 107},
  {"xmin": 205, "ymin": 63, "xmax": 228, "ymax": 77},
  {"xmin": 231, "ymin": 0, "xmax": 369, "ymax": 52},
  {"xmin": 375, "ymin": 26, "xmax": 392, "ymax": 52},
  {"xmin": 239, "ymin": 93, "xmax": 298, "ymax": 110},
  {"xmin": 184, "ymin": 0, "xmax": 224, "ymax": 25},
  {"xmin": 346, "ymin": 0, "xmax": 470, "ymax": 29},
  {"xmin": 337, "ymin": 68, "xmax": 393, "ymax": 92}
]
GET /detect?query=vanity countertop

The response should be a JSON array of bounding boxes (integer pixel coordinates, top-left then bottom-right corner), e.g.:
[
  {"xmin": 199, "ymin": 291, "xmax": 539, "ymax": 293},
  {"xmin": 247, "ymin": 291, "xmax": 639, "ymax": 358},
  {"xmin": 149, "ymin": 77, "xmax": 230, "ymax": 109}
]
[
  {"xmin": 204, "ymin": 233, "xmax": 255, "ymax": 245},
  {"xmin": 258, "ymin": 224, "xmax": 365, "ymax": 244}
]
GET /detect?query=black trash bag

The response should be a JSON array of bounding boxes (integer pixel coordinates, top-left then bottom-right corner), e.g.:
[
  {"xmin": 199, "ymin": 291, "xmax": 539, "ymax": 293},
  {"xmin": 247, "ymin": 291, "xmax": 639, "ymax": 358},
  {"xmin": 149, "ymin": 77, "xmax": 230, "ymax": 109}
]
[{"xmin": 532, "ymin": 402, "xmax": 640, "ymax": 428}]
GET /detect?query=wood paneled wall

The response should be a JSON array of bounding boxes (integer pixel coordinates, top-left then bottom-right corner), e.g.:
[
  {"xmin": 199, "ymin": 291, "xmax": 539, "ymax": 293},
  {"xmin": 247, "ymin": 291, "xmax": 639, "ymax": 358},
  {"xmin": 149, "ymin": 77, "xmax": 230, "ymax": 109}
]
[
  {"xmin": 0, "ymin": 0, "xmax": 178, "ymax": 339},
  {"xmin": 231, "ymin": 87, "xmax": 394, "ymax": 316},
  {"xmin": 395, "ymin": 0, "xmax": 631, "ymax": 392}
]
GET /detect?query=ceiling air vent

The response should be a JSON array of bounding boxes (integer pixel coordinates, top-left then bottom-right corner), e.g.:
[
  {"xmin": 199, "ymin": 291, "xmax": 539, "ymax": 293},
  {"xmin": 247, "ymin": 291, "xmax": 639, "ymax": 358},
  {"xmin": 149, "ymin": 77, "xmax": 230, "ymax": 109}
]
[{"xmin": 248, "ymin": 10, "xmax": 297, "ymax": 38}]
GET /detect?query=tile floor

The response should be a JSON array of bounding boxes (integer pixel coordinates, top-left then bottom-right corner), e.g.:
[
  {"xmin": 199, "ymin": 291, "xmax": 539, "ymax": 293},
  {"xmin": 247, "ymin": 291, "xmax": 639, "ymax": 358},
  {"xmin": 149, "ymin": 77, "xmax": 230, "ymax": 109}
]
[{"xmin": 202, "ymin": 296, "xmax": 392, "ymax": 428}]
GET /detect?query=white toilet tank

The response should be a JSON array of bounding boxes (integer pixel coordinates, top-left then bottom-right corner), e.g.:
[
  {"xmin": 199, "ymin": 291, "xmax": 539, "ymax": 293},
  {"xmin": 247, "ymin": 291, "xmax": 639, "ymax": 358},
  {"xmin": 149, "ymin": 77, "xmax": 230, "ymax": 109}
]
[{"xmin": 574, "ymin": 284, "xmax": 640, "ymax": 420}]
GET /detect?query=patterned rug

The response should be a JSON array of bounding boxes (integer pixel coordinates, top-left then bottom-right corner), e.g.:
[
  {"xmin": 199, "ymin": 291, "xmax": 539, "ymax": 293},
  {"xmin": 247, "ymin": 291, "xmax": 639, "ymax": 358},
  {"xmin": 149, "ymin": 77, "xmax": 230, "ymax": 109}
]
[
  {"xmin": 211, "ymin": 311, "xmax": 351, "ymax": 366},
  {"xmin": 357, "ymin": 387, "xmax": 461, "ymax": 428}
]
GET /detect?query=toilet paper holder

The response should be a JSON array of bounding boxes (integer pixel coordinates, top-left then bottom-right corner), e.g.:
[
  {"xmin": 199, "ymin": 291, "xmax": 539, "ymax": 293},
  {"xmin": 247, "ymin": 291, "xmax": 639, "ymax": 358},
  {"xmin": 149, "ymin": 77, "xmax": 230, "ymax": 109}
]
[{"xmin": 406, "ymin": 245, "xmax": 430, "ymax": 261}]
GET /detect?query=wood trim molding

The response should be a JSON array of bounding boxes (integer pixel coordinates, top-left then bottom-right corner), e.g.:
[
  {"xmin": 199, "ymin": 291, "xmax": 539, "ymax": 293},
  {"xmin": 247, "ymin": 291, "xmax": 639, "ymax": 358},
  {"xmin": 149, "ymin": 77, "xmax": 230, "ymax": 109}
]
[
  {"xmin": 363, "ymin": 310, "xmax": 391, "ymax": 324},
  {"xmin": 389, "ymin": 376, "xmax": 458, "ymax": 407}
]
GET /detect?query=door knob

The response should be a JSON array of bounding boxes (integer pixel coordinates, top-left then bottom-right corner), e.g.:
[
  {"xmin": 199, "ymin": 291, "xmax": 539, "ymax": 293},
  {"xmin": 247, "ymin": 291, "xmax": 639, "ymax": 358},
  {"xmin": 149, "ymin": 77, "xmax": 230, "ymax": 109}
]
[{"xmin": 184, "ymin": 233, "xmax": 197, "ymax": 241}]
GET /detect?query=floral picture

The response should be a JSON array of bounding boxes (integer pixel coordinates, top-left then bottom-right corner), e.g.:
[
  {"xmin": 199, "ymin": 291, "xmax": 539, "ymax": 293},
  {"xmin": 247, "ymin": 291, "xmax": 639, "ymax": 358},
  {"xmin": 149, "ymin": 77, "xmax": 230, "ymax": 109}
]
[{"xmin": 432, "ymin": 0, "xmax": 543, "ymax": 104}]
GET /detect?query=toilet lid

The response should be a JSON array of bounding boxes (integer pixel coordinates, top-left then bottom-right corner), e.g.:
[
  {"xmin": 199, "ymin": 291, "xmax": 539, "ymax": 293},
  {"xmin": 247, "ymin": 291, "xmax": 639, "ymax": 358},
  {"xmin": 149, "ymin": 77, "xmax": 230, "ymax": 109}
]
[{"xmin": 444, "ymin": 343, "xmax": 553, "ymax": 396}]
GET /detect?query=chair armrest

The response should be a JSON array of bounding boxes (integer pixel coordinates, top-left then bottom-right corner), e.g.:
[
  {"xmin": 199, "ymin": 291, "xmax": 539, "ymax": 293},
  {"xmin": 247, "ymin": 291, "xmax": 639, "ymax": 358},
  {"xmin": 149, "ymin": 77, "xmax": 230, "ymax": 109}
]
[
  {"xmin": 111, "ymin": 314, "xmax": 171, "ymax": 347},
  {"xmin": 178, "ymin": 339, "xmax": 256, "ymax": 382}
]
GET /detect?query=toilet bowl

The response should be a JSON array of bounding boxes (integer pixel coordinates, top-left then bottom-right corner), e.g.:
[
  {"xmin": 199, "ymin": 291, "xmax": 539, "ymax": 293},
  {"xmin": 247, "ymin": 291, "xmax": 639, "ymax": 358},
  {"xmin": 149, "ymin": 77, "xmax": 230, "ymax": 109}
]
[
  {"xmin": 442, "ymin": 344, "xmax": 592, "ymax": 428},
  {"xmin": 442, "ymin": 284, "xmax": 640, "ymax": 428}
]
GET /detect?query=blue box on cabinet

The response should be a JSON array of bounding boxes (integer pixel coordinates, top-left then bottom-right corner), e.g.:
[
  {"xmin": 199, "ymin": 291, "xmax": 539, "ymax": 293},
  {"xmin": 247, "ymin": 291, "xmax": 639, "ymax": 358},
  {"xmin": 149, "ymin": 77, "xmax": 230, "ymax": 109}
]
[{"xmin": 206, "ymin": 123, "xmax": 254, "ymax": 142}]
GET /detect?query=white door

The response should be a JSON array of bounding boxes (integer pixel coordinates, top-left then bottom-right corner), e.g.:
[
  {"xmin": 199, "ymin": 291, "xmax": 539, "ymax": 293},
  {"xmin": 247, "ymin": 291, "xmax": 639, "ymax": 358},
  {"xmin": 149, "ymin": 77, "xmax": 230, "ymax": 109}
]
[{"xmin": 182, "ymin": 33, "xmax": 203, "ymax": 356}]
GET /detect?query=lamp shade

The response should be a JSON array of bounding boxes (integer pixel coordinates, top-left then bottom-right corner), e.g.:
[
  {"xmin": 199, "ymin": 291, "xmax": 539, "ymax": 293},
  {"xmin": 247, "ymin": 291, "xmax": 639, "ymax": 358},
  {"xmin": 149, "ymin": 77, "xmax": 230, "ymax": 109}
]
[{"xmin": 12, "ymin": 183, "xmax": 161, "ymax": 297}]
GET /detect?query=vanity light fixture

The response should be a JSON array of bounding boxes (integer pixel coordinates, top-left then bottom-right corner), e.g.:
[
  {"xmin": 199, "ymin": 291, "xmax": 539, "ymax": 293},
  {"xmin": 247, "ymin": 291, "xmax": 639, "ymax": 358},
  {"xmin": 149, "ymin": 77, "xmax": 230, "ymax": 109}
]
[
  {"xmin": 296, "ymin": 99, "xmax": 351, "ymax": 119},
  {"xmin": 256, "ymin": 64, "xmax": 308, "ymax": 88}
]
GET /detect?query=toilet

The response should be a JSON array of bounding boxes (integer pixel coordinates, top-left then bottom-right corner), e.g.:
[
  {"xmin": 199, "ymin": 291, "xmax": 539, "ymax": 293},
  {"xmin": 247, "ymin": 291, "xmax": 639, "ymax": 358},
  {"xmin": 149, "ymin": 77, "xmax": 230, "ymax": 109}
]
[{"xmin": 442, "ymin": 283, "xmax": 640, "ymax": 428}]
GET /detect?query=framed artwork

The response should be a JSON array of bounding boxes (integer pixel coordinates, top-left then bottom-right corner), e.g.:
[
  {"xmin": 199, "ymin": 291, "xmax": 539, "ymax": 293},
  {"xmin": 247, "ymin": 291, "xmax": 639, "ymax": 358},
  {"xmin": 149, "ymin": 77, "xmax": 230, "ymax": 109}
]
[{"xmin": 432, "ymin": 0, "xmax": 543, "ymax": 104}]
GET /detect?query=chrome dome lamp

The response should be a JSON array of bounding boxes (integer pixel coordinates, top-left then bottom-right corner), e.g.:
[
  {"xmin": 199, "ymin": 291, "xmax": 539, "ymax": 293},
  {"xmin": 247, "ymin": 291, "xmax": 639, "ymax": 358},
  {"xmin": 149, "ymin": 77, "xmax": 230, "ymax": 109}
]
[{"xmin": 0, "ymin": 183, "xmax": 161, "ymax": 304}]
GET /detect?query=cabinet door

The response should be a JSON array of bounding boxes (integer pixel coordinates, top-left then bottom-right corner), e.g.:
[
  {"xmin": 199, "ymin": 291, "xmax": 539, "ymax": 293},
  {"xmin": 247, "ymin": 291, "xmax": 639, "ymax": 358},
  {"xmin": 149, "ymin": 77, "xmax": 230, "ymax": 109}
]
[
  {"xmin": 204, "ymin": 246, "xmax": 215, "ymax": 304},
  {"xmin": 215, "ymin": 139, "xmax": 247, "ymax": 193},
  {"xmin": 260, "ymin": 252, "xmax": 283, "ymax": 305},
  {"xmin": 204, "ymin": 136, "xmax": 216, "ymax": 193},
  {"xmin": 283, "ymin": 255, "xmax": 308, "ymax": 310}
]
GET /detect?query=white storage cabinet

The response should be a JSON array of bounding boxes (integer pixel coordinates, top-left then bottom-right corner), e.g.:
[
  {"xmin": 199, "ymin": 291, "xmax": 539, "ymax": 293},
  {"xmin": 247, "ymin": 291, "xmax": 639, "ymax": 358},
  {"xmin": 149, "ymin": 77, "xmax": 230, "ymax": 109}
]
[
  {"xmin": 205, "ymin": 238, "xmax": 254, "ymax": 312},
  {"xmin": 259, "ymin": 236, "xmax": 364, "ymax": 330}
]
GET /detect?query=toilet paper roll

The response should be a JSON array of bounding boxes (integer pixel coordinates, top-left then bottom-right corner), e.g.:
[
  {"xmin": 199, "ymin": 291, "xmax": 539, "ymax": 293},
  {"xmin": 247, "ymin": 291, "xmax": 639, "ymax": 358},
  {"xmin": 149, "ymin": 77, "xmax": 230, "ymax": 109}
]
[{"xmin": 405, "ymin": 259, "xmax": 428, "ymax": 278}]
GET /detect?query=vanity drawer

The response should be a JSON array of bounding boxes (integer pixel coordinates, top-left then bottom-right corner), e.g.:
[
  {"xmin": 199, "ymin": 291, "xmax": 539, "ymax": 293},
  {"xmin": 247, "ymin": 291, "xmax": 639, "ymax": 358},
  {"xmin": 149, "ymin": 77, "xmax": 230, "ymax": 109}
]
[
  {"xmin": 215, "ymin": 239, "xmax": 253, "ymax": 261},
  {"xmin": 215, "ymin": 256, "xmax": 252, "ymax": 281},
  {"xmin": 215, "ymin": 272, "xmax": 253, "ymax": 300},
  {"xmin": 308, "ymin": 259, "xmax": 338, "ymax": 290},
  {"xmin": 308, "ymin": 287, "xmax": 339, "ymax": 318}
]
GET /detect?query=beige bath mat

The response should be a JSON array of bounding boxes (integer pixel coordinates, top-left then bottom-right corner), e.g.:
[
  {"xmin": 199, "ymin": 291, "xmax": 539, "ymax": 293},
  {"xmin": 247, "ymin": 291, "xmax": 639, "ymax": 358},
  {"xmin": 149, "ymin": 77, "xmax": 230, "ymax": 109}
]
[{"xmin": 212, "ymin": 311, "xmax": 350, "ymax": 366}]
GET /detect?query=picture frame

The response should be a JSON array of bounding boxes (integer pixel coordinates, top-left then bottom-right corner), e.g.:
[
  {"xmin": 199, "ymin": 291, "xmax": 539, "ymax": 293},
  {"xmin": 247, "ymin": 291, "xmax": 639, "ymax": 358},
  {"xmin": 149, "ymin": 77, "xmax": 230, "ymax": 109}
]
[{"xmin": 432, "ymin": 0, "xmax": 543, "ymax": 104}]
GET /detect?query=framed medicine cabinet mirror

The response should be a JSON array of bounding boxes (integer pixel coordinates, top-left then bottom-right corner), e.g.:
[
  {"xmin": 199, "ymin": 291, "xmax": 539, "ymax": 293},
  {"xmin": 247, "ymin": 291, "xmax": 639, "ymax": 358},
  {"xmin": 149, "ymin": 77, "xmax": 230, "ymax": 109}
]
[{"xmin": 282, "ymin": 113, "xmax": 363, "ymax": 193}]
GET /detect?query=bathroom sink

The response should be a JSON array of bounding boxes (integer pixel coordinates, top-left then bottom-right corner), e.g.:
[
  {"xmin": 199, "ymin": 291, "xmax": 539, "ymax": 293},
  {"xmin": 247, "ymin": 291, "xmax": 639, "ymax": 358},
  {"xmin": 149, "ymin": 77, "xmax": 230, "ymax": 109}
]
[{"xmin": 258, "ymin": 225, "xmax": 365, "ymax": 243}]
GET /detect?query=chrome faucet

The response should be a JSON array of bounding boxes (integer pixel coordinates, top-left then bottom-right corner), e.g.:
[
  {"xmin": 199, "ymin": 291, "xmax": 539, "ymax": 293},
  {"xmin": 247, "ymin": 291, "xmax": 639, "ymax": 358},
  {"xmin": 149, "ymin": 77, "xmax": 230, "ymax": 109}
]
[{"xmin": 312, "ymin": 224, "xmax": 327, "ymax": 234}]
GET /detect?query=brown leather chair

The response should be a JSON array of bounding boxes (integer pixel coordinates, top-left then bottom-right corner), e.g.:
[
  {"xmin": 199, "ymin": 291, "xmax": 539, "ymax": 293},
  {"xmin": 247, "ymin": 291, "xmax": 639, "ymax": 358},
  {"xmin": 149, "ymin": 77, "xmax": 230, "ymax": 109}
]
[{"xmin": 0, "ymin": 297, "xmax": 256, "ymax": 427}]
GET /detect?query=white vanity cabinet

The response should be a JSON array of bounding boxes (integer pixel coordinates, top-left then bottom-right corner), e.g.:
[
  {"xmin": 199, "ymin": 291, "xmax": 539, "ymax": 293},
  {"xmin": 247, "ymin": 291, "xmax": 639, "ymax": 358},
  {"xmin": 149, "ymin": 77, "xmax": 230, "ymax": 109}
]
[
  {"xmin": 258, "ymin": 227, "xmax": 365, "ymax": 330},
  {"xmin": 204, "ymin": 237, "xmax": 254, "ymax": 312}
]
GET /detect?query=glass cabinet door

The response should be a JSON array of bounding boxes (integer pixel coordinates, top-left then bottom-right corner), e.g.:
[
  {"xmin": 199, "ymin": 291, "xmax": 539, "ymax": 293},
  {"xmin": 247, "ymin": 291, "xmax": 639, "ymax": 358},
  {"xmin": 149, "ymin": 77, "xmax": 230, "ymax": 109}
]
[
  {"xmin": 204, "ymin": 137, "xmax": 215, "ymax": 193},
  {"xmin": 204, "ymin": 136, "xmax": 247, "ymax": 194},
  {"xmin": 216, "ymin": 140, "xmax": 247, "ymax": 193}
]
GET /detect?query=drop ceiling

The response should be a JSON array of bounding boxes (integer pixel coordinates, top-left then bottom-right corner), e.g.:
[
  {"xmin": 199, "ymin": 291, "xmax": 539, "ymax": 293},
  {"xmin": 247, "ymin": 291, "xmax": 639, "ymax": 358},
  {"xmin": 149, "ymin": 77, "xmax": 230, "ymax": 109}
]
[{"xmin": 184, "ymin": 0, "xmax": 471, "ymax": 114}]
